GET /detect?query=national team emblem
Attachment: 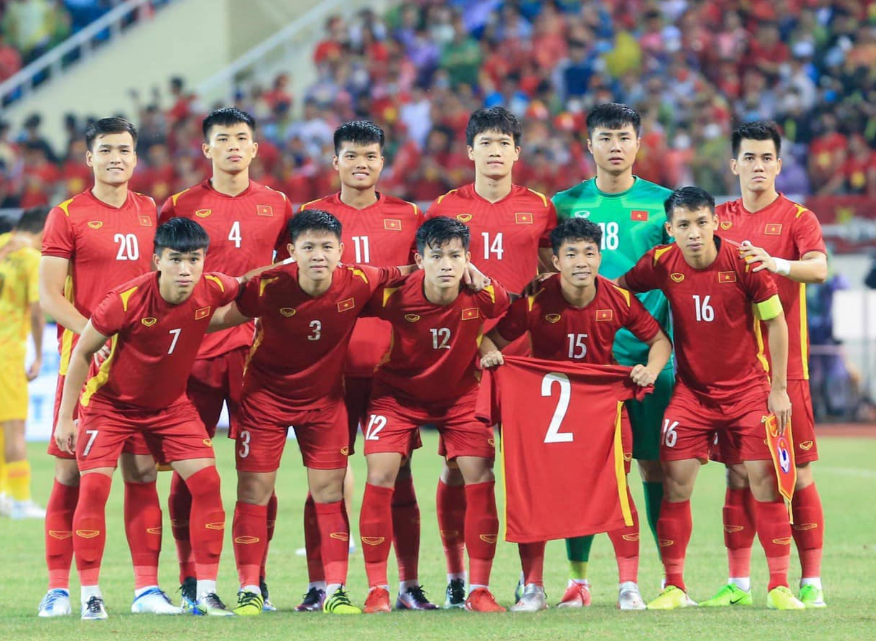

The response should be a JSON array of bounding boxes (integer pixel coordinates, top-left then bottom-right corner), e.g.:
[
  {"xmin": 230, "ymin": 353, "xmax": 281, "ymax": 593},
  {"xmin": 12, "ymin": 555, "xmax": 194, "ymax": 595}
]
[
  {"xmin": 765, "ymin": 223, "xmax": 783, "ymax": 235},
  {"xmin": 141, "ymin": 317, "xmax": 157, "ymax": 327},
  {"xmin": 87, "ymin": 221, "xmax": 103, "ymax": 229},
  {"xmin": 718, "ymin": 271, "xmax": 737, "ymax": 283},
  {"xmin": 195, "ymin": 209, "xmax": 212, "ymax": 218},
  {"xmin": 630, "ymin": 210, "xmax": 648, "ymax": 221},
  {"xmin": 384, "ymin": 218, "xmax": 402, "ymax": 231},
  {"xmin": 462, "ymin": 308, "xmax": 479, "ymax": 320},
  {"xmin": 234, "ymin": 536, "xmax": 259, "ymax": 544},
  {"xmin": 720, "ymin": 220, "xmax": 732, "ymax": 230},
  {"xmin": 361, "ymin": 536, "xmax": 385, "ymax": 546},
  {"xmin": 572, "ymin": 210, "xmax": 590, "ymax": 218},
  {"xmin": 545, "ymin": 313, "xmax": 561, "ymax": 323},
  {"xmin": 257, "ymin": 204, "xmax": 273, "ymax": 217},
  {"xmin": 76, "ymin": 530, "xmax": 100, "ymax": 539},
  {"xmin": 596, "ymin": 309, "xmax": 613, "ymax": 322},
  {"xmin": 765, "ymin": 414, "xmax": 797, "ymax": 512},
  {"xmin": 515, "ymin": 212, "xmax": 533, "ymax": 224},
  {"xmin": 337, "ymin": 298, "xmax": 355, "ymax": 312},
  {"xmin": 670, "ymin": 273, "xmax": 685, "ymax": 283},
  {"xmin": 456, "ymin": 213, "xmax": 472, "ymax": 222},
  {"xmin": 195, "ymin": 306, "xmax": 211, "ymax": 320},
  {"xmin": 279, "ymin": 308, "xmax": 296, "ymax": 317},
  {"xmin": 138, "ymin": 215, "xmax": 154, "ymax": 227},
  {"xmin": 404, "ymin": 314, "xmax": 420, "ymax": 323},
  {"xmin": 479, "ymin": 534, "xmax": 497, "ymax": 544}
]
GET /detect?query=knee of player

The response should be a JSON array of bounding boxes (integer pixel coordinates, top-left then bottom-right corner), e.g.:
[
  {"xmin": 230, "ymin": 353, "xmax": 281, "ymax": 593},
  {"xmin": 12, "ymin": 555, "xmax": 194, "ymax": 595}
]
[
  {"xmin": 54, "ymin": 457, "xmax": 82, "ymax": 486},
  {"xmin": 119, "ymin": 453, "xmax": 158, "ymax": 483},
  {"xmin": 236, "ymin": 471, "xmax": 274, "ymax": 505},
  {"xmin": 744, "ymin": 461, "xmax": 780, "ymax": 501},
  {"xmin": 725, "ymin": 463, "xmax": 750, "ymax": 489}
]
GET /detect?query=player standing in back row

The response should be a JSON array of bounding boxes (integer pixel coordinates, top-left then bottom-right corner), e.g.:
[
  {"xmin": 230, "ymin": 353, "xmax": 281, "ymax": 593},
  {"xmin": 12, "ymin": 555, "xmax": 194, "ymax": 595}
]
[{"xmin": 550, "ymin": 103, "xmax": 673, "ymax": 606}]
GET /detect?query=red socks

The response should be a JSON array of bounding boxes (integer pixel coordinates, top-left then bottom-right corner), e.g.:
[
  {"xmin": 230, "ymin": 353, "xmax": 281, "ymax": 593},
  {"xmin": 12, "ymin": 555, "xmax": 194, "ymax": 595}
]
[
  {"xmin": 464, "ymin": 481, "xmax": 498, "ymax": 587},
  {"xmin": 657, "ymin": 499, "xmax": 692, "ymax": 592},
  {"xmin": 754, "ymin": 498, "xmax": 793, "ymax": 590},
  {"xmin": 392, "ymin": 475, "xmax": 420, "ymax": 582},
  {"xmin": 185, "ymin": 466, "xmax": 225, "ymax": 582},
  {"xmin": 608, "ymin": 497, "xmax": 639, "ymax": 584},
  {"xmin": 233, "ymin": 501, "xmax": 267, "ymax": 588},
  {"xmin": 436, "ymin": 479, "xmax": 466, "ymax": 576},
  {"xmin": 303, "ymin": 494, "xmax": 324, "ymax": 583},
  {"xmin": 315, "ymin": 500, "xmax": 350, "ymax": 586},
  {"xmin": 518, "ymin": 542, "xmax": 545, "ymax": 586},
  {"xmin": 124, "ymin": 481, "xmax": 162, "ymax": 589},
  {"xmin": 360, "ymin": 483, "xmax": 393, "ymax": 588},
  {"xmin": 791, "ymin": 483, "xmax": 824, "ymax": 579},
  {"xmin": 45, "ymin": 480, "xmax": 79, "ymax": 590},
  {"xmin": 73, "ymin": 473, "xmax": 113, "ymax": 586},
  {"xmin": 723, "ymin": 487, "xmax": 756, "ymax": 579},
  {"xmin": 261, "ymin": 492, "xmax": 277, "ymax": 581},
  {"xmin": 168, "ymin": 471, "xmax": 195, "ymax": 583}
]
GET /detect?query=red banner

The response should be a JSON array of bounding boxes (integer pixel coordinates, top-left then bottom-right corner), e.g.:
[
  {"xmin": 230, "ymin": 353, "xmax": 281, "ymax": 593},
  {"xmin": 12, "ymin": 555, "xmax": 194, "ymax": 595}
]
[{"xmin": 764, "ymin": 414, "xmax": 797, "ymax": 521}]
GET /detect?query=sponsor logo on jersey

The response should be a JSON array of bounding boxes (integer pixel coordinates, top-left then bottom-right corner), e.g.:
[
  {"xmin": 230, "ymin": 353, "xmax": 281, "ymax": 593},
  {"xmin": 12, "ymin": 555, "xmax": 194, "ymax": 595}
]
[
  {"xmin": 623, "ymin": 452, "xmax": 632, "ymax": 462},
  {"xmin": 49, "ymin": 530, "xmax": 72, "ymax": 540},
  {"xmin": 257, "ymin": 204, "xmax": 273, "ymax": 217},
  {"xmin": 234, "ymin": 536, "xmax": 260, "ymax": 544},
  {"xmin": 723, "ymin": 525, "xmax": 744, "ymax": 533},
  {"xmin": 384, "ymin": 218, "xmax": 402, "ymax": 230},
  {"xmin": 718, "ymin": 271, "xmax": 737, "ymax": 283},
  {"xmin": 456, "ymin": 213, "xmax": 472, "ymax": 222},
  {"xmin": 195, "ymin": 209, "xmax": 212, "ymax": 218},
  {"xmin": 772, "ymin": 537, "xmax": 793, "ymax": 545},
  {"xmin": 195, "ymin": 306, "xmax": 211, "ymax": 320},
  {"xmin": 720, "ymin": 220, "xmax": 732, "ymax": 230},
  {"xmin": 330, "ymin": 532, "xmax": 350, "ymax": 541},
  {"xmin": 338, "ymin": 297, "xmax": 355, "ymax": 312},
  {"xmin": 545, "ymin": 313, "xmax": 561, "ymax": 323},
  {"xmin": 596, "ymin": 309, "xmax": 613, "ymax": 321},
  {"xmin": 462, "ymin": 308, "xmax": 480, "ymax": 320},
  {"xmin": 141, "ymin": 317, "xmax": 157, "ymax": 327},
  {"xmin": 340, "ymin": 446, "xmax": 349, "ymax": 456},
  {"xmin": 670, "ymin": 273, "xmax": 685, "ymax": 282},
  {"xmin": 87, "ymin": 221, "xmax": 103, "ymax": 229},
  {"xmin": 76, "ymin": 529, "xmax": 101, "ymax": 539},
  {"xmin": 479, "ymin": 534, "xmax": 497, "ymax": 544},
  {"xmin": 515, "ymin": 212, "xmax": 533, "ymax": 224},
  {"xmin": 630, "ymin": 210, "xmax": 649, "ymax": 221},
  {"xmin": 404, "ymin": 314, "xmax": 420, "ymax": 323},
  {"xmin": 279, "ymin": 307, "xmax": 296, "ymax": 317},
  {"xmin": 487, "ymin": 438, "xmax": 495, "ymax": 448},
  {"xmin": 361, "ymin": 536, "xmax": 385, "ymax": 546},
  {"xmin": 203, "ymin": 438, "xmax": 212, "ymax": 447},
  {"xmin": 138, "ymin": 214, "xmax": 154, "ymax": 227},
  {"xmin": 765, "ymin": 223, "xmax": 783, "ymax": 235},
  {"xmin": 799, "ymin": 440, "xmax": 814, "ymax": 450},
  {"xmin": 572, "ymin": 210, "xmax": 590, "ymax": 218},
  {"xmin": 792, "ymin": 523, "xmax": 818, "ymax": 531}
]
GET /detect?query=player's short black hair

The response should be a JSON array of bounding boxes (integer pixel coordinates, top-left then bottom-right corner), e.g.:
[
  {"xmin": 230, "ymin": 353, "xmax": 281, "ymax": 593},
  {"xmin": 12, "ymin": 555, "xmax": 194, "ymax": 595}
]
[
  {"xmin": 549, "ymin": 218, "xmax": 603, "ymax": 255},
  {"xmin": 287, "ymin": 209, "xmax": 342, "ymax": 244},
  {"xmin": 0, "ymin": 217, "xmax": 12, "ymax": 234},
  {"xmin": 153, "ymin": 217, "xmax": 210, "ymax": 255},
  {"xmin": 334, "ymin": 120, "xmax": 385, "ymax": 155},
  {"xmin": 586, "ymin": 103, "xmax": 641, "ymax": 136},
  {"xmin": 15, "ymin": 206, "xmax": 50, "ymax": 233},
  {"xmin": 202, "ymin": 107, "xmax": 256, "ymax": 141},
  {"xmin": 85, "ymin": 117, "xmax": 138, "ymax": 151},
  {"xmin": 465, "ymin": 107, "xmax": 522, "ymax": 147},
  {"xmin": 664, "ymin": 186, "xmax": 716, "ymax": 221},
  {"xmin": 416, "ymin": 216, "xmax": 471, "ymax": 254},
  {"xmin": 731, "ymin": 120, "xmax": 782, "ymax": 157}
]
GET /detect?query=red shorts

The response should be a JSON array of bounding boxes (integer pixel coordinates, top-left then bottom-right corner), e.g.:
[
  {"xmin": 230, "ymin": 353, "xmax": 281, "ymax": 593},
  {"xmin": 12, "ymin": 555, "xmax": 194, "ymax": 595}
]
[
  {"xmin": 236, "ymin": 398, "xmax": 349, "ymax": 472},
  {"xmin": 661, "ymin": 383, "xmax": 772, "ymax": 463},
  {"xmin": 48, "ymin": 373, "xmax": 150, "ymax": 459},
  {"xmin": 712, "ymin": 379, "xmax": 818, "ymax": 465},
  {"xmin": 344, "ymin": 376, "xmax": 374, "ymax": 455},
  {"xmin": 187, "ymin": 346, "xmax": 248, "ymax": 439},
  {"xmin": 76, "ymin": 397, "xmax": 214, "ymax": 471},
  {"xmin": 364, "ymin": 389, "xmax": 495, "ymax": 460}
]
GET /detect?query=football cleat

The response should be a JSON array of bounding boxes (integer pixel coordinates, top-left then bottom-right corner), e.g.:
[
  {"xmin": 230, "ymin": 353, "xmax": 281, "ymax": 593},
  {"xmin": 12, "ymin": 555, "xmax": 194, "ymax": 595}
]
[
  {"xmin": 0, "ymin": 492, "xmax": 12, "ymax": 517},
  {"xmin": 38, "ymin": 589, "xmax": 72, "ymax": 617},
  {"xmin": 363, "ymin": 587, "xmax": 391, "ymax": 614},
  {"xmin": 798, "ymin": 584, "xmax": 827, "ymax": 608},
  {"xmin": 699, "ymin": 583, "xmax": 753, "ymax": 607},
  {"xmin": 233, "ymin": 590, "xmax": 264, "ymax": 616},
  {"xmin": 465, "ymin": 587, "xmax": 506, "ymax": 612},
  {"xmin": 513, "ymin": 577, "xmax": 525, "ymax": 604},
  {"xmin": 647, "ymin": 586, "xmax": 697, "ymax": 610},
  {"xmin": 617, "ymin": 582, "xmax": 647, "ymax": 611},
  {"xmin": 510, "ymin": 584, "xmax": 547, "ymax": 612},
  {"xmin": 396, "ymin": 585, "xmax": 438, "ymax": 610},
  {"xmin": 444, "ymin": 578, "xmax": 466, "ymax": 609},
  {"xmin": 295, "ymin": 587, "xmax": 326, "ymax": 612},
  {"xmin": 179, "ymin": 576, "xmax": 198, "ymax": 614},
  {"xmin": 323, "ymin": 587, "xmax": 361, "ymax": 614},
  {"xmin": 131, "ymin": 587, "xmax": 182, "ymax": 614},
  {"xmin": 767, "ymin": 586, "xmax": 805, "ymax": 610},
  {"xmin": 259, "ymin": 579, "xmax": 276, "ymax": 612},
  {"xmin": 194, "ymin": 592, "xmax": 234, "ymax": 616},
  {"xmin": 81, "ymin": 596, "xmax": 108, "ymax": 621},
  {"xmin": 557, "ymin": 581, "xmax": 592, "ymax": 608},
  {"xmin": 10, "ymin": 500, "xmax": 46, "ymax": 519}
]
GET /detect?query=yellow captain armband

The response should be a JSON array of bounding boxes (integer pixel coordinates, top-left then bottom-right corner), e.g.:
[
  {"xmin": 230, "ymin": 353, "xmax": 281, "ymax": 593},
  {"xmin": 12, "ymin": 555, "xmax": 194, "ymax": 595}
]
[{"xmin": 754, "ymin": 294, "xmax": 783, "ymax": 321}]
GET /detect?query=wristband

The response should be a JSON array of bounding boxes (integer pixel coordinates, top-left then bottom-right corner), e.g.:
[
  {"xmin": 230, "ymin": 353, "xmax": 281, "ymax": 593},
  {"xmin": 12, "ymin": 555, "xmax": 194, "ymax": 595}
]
[{"xmin": 773, "ymin": 257, "xmax": 791, "ymax": 275}]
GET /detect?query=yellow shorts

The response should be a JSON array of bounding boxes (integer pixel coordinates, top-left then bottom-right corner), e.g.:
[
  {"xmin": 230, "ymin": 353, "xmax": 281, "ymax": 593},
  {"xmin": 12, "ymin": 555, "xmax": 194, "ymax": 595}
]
[{"xmin": 0, "ymin": 356, "xmax": 28, "ymax": 422}]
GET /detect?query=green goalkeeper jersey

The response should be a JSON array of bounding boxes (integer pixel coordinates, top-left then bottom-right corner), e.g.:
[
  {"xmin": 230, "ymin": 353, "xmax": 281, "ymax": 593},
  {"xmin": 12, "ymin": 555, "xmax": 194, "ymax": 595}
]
[{"xmin": 552, "ymin": 176, "xmax": 673, "ymax": 368}]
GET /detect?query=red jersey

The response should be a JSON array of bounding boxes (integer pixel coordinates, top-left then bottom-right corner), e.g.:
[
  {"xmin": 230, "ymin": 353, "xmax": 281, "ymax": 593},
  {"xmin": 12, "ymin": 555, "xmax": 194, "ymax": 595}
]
[
  {"xmin": 237, "ymin": 263, "xmax": 404, "ymax": 410},
  {"xmin": 369, "ymin": 270, "xmax": 511, "ymax": 405},
  {"xmin": 159, "ymin": 179, "xmax": 294, "ymax": 359},
  {"xmin": 42, "ymin": 189, "xmax": 158, "ymax": 374},
  {"xmin": 301, "ymin": 192, "xmax": 423, "ymax": 377},
  {"xmin": 427, "ymin": 183, "xmax": 557, "ymax": 294},
  {"xmin": 496, "ymin": 274, "xmax": 661, "ymax": 364},
  {"xmin": 82, "ymin": 271, "xmax": 240, "ymax": 410},
  {"xmin": 718, "ymin": 195, "xmax": 827, "ymax": 380},
  {"xmin": 623, "ymin": 237, "xmax": 780, "ymax": 404},
  {"xmin": 496, "ymin": 356, "xmax": 647, "ymax": 543}
]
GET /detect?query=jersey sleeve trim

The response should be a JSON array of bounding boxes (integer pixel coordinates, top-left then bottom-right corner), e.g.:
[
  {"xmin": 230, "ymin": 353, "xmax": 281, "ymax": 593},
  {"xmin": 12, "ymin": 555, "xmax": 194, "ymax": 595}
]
[
  {"xmin": 57, "ymin": 198, "xmax": 75, "ymax": 216},
  {"xmin": 170, "ymin": 188, "xmax": 190, "ymax": 206},
  {"xmin": 526, "ymin": 188, "xmax": 549, "ymax": 208},
  {"xmin": 80, "ymin": 335, "xmax": 119, "ymax": 407},
  {"xmin": 299, "ymin": 197, "xmax": 324, "ymax": 211},
  {"xmin": 754, "ymin": 294, "xmax": 782, "ymax": 321},
  {"xmin": 205, "ymin": 274, "xmax": 226, "ymax": 293},
  {"xmin": 652, "ymin": 245, "xmax": 674, "ymax": 265},
  {"xmin": 119, "ymin": 286, "xmax": 139, "ymax": 312},
  {"xmin": 611, "ymin": 285, "xmax": 631, "ymax": 307},
  {"xmin": 434, "ymin": 189, "xmax": 457, "ymax": 207},
  {"xmin": 382, "ymin": 287, "xmax": 400, "ymax": 306}
]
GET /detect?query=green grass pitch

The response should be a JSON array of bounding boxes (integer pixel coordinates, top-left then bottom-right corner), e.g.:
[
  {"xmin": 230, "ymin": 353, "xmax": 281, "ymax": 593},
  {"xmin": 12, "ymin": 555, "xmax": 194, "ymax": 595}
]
[{"xmin": 1, "ymin": 431, "xmax": 874, "ymax": 640}]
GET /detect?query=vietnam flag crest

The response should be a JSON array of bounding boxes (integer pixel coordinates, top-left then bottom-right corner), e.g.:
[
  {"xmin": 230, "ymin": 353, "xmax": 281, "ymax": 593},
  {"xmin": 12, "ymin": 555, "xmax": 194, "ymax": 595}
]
[
  {"xmin": 195, "ymin": 306, "xmax": 211, "ymax": 320},
  {"xmin": 462, "ymin": 308, "xmax": 480, "ymax": 321},
  {"xmin": 337, "ymin": 298, "xmax": 355, "ymax": 312},
  {"xmin": 257, "ymin": 204, "xmax": 274, "ymax": 217},
  {"xmin": 138, "ymin": 214, "xmax": 154, "ymax": 227},
  {"xmin": 718, "ymin": 271, "xmax": 737, "ymax": 283},
  {"xmin": 596, "ymin": 309, "xmax": 613, "ymax": 322},
  {"xmin": 384, "ymin": 219, "xmax": 402, "ymax": 231},
  {"xmin": 630, "ymin": 210, "xmax": 648, "ymax": 221},
  {"xmin": 764, "ymin": 223, "xmax": 782, "ymax": 235},
  {"xmin": 515, "ymin": 212, "xmax": 533, "ymax": 224}
]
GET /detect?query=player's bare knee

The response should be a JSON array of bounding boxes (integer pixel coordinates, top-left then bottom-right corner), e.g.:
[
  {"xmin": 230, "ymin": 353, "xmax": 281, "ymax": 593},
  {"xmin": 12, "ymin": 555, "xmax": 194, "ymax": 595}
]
[
  {"xmin": 744, "ymin": 461, "xmax": 779, "ymax": 502},
  {"xmin": 236, "ymin": 471, "xmax": 273, "ymax": 505},
  {"xmin": 440, "ymin": 460, "xmax": 465, "ymax": 485},
  {"xmin": 725, "ymin": 463, "xmax": 749, "ymax": 489},
  {"xmin": 636, "ymin": 459, "xmax": 662, "ymax": 483},
  {"xmin": 455, "ymin": 456, "xmax": 494, "ymax": 485},
  {"xmin": 119, "ymin": 453, "xmax": 158, "ymax": 483},
  {"xmin": 308, "ymin": 467, "xmax": 346, "ymax": 503},
  {"xmin": 54, "ymin": 457, "xmax": 81, "ymax": 486}
]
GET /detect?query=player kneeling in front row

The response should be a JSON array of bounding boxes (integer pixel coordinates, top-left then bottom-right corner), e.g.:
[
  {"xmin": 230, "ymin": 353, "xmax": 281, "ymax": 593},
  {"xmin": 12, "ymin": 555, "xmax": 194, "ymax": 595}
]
[
  {"xmin": 480, "ymin": 218, "xmax": 672, "ymax": 611},
  {"xmin": 618, "ymin": 187, "xmax": 804, "ymax": 610},
  {"xmin": 54, "ymin": 219, "xmax": 243, "ymax": 619}
]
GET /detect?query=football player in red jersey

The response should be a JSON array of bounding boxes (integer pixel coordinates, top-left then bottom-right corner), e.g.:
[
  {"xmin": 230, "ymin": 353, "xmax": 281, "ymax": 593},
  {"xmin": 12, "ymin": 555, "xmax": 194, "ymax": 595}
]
[
  {"xmin": 701, "ymin": 121, "xmax": 829, "ymax": 609},
  {"xmin": 298, "ymin": 122, "xmax": 430, "ymax": 611},
  {"xmin": 426, "ymin": 107, "xmax": 557, "ymax": 606},
  {"xmin": 619, "ymin": 187, "xmax": 804, "ymax": 611},
  {"xmin": 159, "ymin": 108, "xmax": 293, "ymax": 611},
  {"xmin": 478, "ymin": 218, "xmax": 671, "ymax": 610},
  {"xmin": 358, "ymin": 217, "xmax": 510, "ymax": 614},
  {"xmin": 53, "ymin": 219, "xmax": 243, "ymax": 619},
  {"xmin": 38, "ymin": 118, "xmax": 172, "ymax": 618}
]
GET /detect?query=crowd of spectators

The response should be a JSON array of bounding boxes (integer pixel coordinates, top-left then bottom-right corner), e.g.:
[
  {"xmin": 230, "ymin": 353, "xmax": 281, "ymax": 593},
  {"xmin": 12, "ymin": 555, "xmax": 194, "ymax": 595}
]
[{"xmin": 1, "ymin": 0, "xmax": 876, "ymax": 211}]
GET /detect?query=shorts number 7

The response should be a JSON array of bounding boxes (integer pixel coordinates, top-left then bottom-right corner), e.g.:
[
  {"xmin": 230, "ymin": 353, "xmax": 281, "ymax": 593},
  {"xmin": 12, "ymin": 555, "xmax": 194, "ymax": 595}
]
[{"xmin": 82, "ymin": 429, "xmax": 99, "ymax": 456}]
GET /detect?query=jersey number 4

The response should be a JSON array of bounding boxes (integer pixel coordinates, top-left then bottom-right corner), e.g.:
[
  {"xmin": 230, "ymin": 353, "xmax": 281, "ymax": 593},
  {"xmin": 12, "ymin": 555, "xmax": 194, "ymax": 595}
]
[{"xmin": 542, "ymin": 372, "xmax": 573, "ymax": 443}]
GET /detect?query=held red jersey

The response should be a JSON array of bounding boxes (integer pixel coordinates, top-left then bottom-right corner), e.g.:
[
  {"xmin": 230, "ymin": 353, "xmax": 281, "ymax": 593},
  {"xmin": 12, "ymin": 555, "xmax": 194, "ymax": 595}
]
[
  {"xmin": 496, "ymin": 274, "xmax": 661, "ymax": 364},
  {"xmin": 623, "ymin": 237, "xmax": 781, "ymax": 404},
  {"xmin": 427, "ymin": 183, "xmax": 557, "ymax": 294},
  {"xmin": 237, "ymin": 263, "xmax": 404, "ymax": 410},
  {"xmin": 718, "ymin": 195, "xmax": 827, "ymax": 380},
  {"xmin": 496, "ymin": 356, "xmax": 649, "ymax": 543},
  {"xmin": 369, "ymin": 270, "xmax": 511, "ymax": 405},
  {"xmin": 82, "ymin": 271, "xmax": 240, "ymax": 410},
  {"xmin": 41, "ymin": 189, "xmax": 158, "ymax": 373},
  {"xmin": 159, "ymin": 180, "xmax": 294, "ymax": 359},
  {"xmin": 301, "ymin": 192, "xmax": 423, "ymax": 377}
]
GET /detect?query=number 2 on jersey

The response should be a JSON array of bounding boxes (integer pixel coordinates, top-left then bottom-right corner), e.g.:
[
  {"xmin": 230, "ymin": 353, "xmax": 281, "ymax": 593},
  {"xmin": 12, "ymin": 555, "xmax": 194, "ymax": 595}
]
[{"xmin": 542, "ymin": 372, "xmax": 573, "ymax": 443}]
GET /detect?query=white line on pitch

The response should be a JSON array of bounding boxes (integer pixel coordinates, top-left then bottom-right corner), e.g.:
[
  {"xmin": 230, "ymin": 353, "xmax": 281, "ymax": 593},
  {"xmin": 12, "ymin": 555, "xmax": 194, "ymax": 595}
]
[{"xmin": 819, "ymin": 467, "xmax": 876, "ymax": 478}]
